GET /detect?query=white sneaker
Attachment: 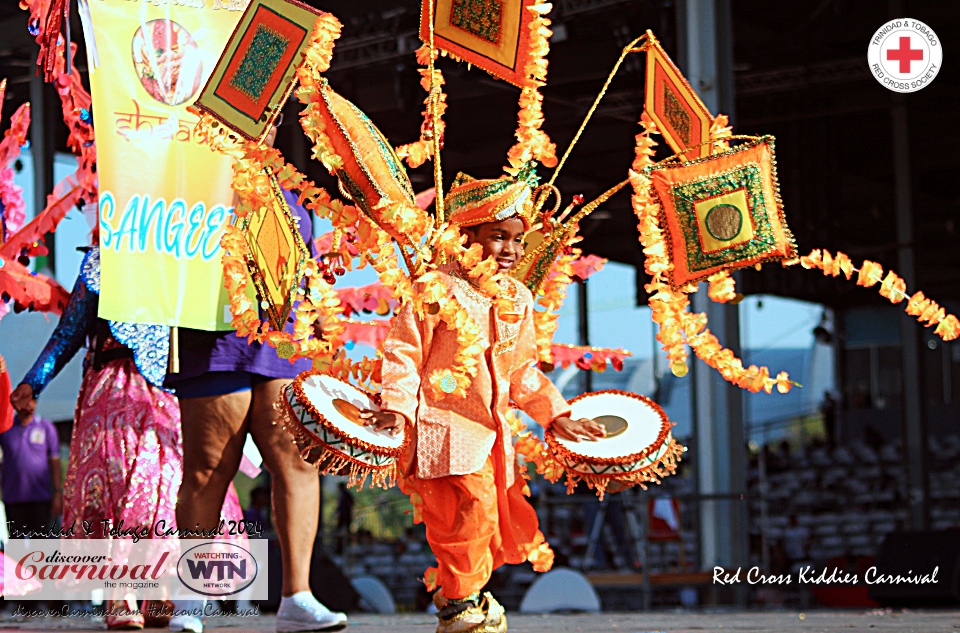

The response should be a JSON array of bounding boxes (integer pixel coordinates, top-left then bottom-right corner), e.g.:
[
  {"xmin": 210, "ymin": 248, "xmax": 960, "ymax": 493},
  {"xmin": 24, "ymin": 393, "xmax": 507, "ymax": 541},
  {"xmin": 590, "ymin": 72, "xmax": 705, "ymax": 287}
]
[
  {"xmin": 276, "ymin": 592, "xmax": 348, "ymax": 632},
  {"xmin": 169, "ymin": 600, "xmax": 204, "ymax": 633},
  {"xmin": 168, "ymin": 614, "xmax": 203, "ymax": 633}
]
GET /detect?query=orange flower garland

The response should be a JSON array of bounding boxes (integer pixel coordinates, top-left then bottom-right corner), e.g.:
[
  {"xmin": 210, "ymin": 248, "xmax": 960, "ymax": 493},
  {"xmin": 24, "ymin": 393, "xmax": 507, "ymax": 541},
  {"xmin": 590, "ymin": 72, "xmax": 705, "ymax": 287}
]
[
  {"xmin": 209, "ymin": 9, "xmax": 571, "ymax": 400},
  {"xmin": 311, "ymin": 352, "xmax": 381, "ymax": 392},
  {"xmin": 421, "ymin": 296, "xmax": 484, "ymax": 399},
  {"xmin": 367, "ymin": 235, "xmax": 415, "ymax": 303},
  {"xmin": 632, "ymin": 115, "xmax": 796, "ymax": 393},
  {"xmin": 633, "ymin": 110, "xmax": 957, "ymax": 391},
  {"xmin": 632, "ymin": 116, "xmax": 693, "ymax": 377},
  {"xmin": 531, "ymin": 248, "xmax": 611, "ymax": 367},
  {"xmin": 532, "ymin": 250, "xmax": 578, "ymax": 365},
  {"xmin": 197, "ymin": 17, "xmax": 373, "ymax": 366},
  {"xmin": 423, "ymin": 566, "xmax": 439, "ymax": 592},
  {"xmin": 403, "ymin": 242, "xmax": 518, "ymax": 399},
  {"xmin": 210, "ymin": 13, "xmax": 686, "ymax": 406},
  {"xmin": 795, "ymin": 249, "xmax": 959, "ymax": 341},
  {"xmin": 630, "ymin": 103, "xmax": 956, "ymax": 393},
  {"xmin": 219, "ymin": 15, "xmax": 422, "ymax": 372},
  {"xmin": 395, "ymin": 45, "xmax": 447, "ymax": 169},
  {"xmin": 505, "ymin": 2, "xmax": 558, "ymax": 175},
  {"xmin": 204, "ymin": 123, "xmax": 350, "ymax": 364},
  {"xmin": 213, "ymin": 67, "xmax": 520, "ymax": 400},
  {"xmin": 526, "ymin": 534, "xmax": 556, "ymax": 573},
  {"xmin": 510, "ymin": 412, "xmax": 567, "ymax": 484},
  {"xmin": 707, "ymin": 271, "xmax": 737, "ymax": 303}
]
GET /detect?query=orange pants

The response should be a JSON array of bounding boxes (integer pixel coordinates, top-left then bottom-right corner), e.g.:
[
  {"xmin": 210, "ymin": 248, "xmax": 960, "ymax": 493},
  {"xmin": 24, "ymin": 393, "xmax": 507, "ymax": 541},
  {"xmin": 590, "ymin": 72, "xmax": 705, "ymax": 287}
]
[{"xmin": 411, "ymin": 459, "xmax": 550, "ymax": 599}]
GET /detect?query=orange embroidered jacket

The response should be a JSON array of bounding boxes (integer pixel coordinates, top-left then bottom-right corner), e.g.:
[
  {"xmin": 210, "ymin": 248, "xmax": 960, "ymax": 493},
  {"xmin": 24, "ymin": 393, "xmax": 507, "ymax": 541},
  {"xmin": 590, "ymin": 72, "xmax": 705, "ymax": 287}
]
[{"xmin": 380, "ymin": 269, "xmax": 571, "ymax": 485}]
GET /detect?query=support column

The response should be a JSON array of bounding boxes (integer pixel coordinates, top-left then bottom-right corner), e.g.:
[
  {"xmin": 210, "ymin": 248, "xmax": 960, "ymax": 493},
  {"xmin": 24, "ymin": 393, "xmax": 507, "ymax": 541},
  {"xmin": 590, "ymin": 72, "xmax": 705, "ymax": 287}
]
[
  {"xmin": 30, "ymin": 72, "xmax": 55, "ymax": 274},
  {"xmin": 678, "ymin": 0, "xmax": 749, "ymax": 585},
  {"xmin": 578, "ymin": 279, "xmax": 593, "ymax": 392},
  {"xmin": 891, "ymin": 96, "xmax": 928, "ymax": 530}
]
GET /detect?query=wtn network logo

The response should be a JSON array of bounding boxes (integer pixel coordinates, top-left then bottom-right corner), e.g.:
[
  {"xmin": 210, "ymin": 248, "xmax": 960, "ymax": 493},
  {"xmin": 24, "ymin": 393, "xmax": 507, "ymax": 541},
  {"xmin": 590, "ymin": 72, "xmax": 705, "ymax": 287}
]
[
  {"xmin": 177, "ymin": 543, "xmax": 259, "ymax": 597},
  {"xmin": 187, "ymin": 554, "xmax": 247, "ymax": 581}
]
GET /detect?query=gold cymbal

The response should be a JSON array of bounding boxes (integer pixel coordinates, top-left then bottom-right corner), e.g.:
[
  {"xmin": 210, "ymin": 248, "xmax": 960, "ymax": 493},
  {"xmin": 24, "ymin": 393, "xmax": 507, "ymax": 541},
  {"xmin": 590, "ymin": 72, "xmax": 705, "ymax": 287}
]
[
  {"xmin": 593, "ymin": 415, "xmax": 628, "ymax": 438},
  {"xmin": 333, "ymin": 398, "xmax": 363, "ymax": 426}
]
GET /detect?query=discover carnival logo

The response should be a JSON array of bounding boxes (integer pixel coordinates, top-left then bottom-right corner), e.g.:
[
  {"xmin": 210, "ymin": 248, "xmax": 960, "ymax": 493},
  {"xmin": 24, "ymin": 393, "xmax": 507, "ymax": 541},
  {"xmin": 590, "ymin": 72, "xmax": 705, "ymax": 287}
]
[
  {"xmin": 177, "ymin": 542, "xmax": 259, "ymax": 597},
  {"xmin": 2, "ymin": 537, "xmax": 268, "ymax": 600},
  {"xmin": 868, "ymin": 18, "xmax": 942, "ymax": 93}
]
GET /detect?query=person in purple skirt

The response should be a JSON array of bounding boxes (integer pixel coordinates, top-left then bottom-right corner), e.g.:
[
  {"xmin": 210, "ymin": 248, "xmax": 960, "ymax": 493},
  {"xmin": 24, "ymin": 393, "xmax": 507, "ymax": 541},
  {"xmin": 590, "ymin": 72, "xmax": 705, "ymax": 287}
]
[{"xmin": 165, "ymin": 127, "xmax": 346, "ymax": 633}]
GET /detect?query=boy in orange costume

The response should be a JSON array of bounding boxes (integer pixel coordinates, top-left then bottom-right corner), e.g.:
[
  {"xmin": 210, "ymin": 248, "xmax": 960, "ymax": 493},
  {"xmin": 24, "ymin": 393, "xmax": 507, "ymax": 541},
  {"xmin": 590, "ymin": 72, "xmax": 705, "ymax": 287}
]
[{"xmin": 362, "ymin": 171, "xmax": 605, "ymax": 632}]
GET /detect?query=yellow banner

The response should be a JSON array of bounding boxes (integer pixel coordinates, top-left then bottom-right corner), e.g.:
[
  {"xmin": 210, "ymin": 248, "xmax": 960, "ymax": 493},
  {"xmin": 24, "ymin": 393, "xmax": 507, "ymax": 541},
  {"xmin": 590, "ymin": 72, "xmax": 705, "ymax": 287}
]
[{"xmin": 89, "ymin": 1, "xmax": 247, "ymax": 330}]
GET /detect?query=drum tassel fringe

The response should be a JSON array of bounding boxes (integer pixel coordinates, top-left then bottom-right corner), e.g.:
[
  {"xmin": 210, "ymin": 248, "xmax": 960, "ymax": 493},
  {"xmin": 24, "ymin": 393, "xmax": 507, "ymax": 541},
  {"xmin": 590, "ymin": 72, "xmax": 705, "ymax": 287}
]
[
  {"xmin": 518, "ymin": 433, "xmax": 686, "ymax": 501},
  {"xmin": 571, "ymin": 439, "xmax": 685, "ymax": 501},
  {"xmin": 273, "ymin": 397, "xmax": 399, "ymax": 490}
]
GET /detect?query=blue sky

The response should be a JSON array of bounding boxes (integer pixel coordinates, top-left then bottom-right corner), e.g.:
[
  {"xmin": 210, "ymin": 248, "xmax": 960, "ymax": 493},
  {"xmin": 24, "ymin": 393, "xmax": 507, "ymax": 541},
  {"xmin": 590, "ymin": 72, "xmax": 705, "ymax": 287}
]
[{"xmin": 557, "ymin": 261, "xmax": 824, "ymax": 356}]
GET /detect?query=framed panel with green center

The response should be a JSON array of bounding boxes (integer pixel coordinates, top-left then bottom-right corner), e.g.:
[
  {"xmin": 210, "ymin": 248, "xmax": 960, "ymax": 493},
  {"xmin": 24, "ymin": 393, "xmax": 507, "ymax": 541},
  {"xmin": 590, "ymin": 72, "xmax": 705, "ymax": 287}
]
[
  {"xmin": 194, "ymin": 0, "xmax": 325, "ymax": 142},
  {"xmin": 420, "ymin": 0, "xmax": 538, "ymax": 87},
  {"xmin": 647, "ymin": 137, "xmax": 797, "ymax": 289}
]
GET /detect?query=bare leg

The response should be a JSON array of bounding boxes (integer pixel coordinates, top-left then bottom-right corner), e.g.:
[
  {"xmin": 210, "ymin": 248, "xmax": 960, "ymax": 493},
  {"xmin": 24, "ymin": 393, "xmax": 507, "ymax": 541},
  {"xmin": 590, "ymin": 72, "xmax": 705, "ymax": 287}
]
[
  {"xmin": 249, "ymin": 379, "xmax": 319, "ymax": 596},
  {"xmin": 177, "ymin": 392, "xmax": 250, "ymax": 533}
]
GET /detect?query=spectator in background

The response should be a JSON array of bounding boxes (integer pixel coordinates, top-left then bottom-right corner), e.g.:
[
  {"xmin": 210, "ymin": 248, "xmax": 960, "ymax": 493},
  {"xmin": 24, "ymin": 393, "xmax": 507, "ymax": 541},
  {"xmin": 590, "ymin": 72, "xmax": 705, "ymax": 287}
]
[
  {"xmin": 335, "ymin": 483, "xmax": 354, "ymax": 555},
  {"xmin": 0, "ymin": 381, "xmax": 61, "ymax": 535},
  {"xmin": 783, "ymin": 514, "xmax": 812, "ymax": 571},
  {"xmin": 244, "ymin": 485, "xmax": 272, "ymax": 534},
  {"xmin": 336, "ymin": 482, "xmax": 354, "ymax": 535}
]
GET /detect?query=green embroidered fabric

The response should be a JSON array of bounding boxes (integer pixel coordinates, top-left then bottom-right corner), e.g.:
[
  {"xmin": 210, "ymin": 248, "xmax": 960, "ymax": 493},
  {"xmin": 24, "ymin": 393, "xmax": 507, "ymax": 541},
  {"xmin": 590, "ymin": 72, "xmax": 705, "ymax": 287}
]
[
  {"xmin": 668, "ymin": 162, "xmax": 776, "ymax": 274},
  {"xmin": 450, "ymin": 0, "xmax": 503, "ymax": 44},
  {"xmin": 662, "ymin": 82, "xmax": 692, "ymax": 146},
  {"xmin": 229, "ymin": 24, "xmax": 290, "ymax": 101}
]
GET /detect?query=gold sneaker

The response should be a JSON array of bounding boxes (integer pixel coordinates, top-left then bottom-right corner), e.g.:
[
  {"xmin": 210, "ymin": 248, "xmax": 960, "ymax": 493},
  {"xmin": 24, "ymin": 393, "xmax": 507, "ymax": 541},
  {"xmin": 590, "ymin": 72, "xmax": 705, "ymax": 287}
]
[
  {"xmin": 434, "ymin": 593, "xmax": 486, "ymax": 633},
  {"xmin": 479, "ymin": 592, "xmax": 507, "ymax": 633},
  {"xmin": 434, "ymin": 592, "xmax": 508, "ymax": 633}
]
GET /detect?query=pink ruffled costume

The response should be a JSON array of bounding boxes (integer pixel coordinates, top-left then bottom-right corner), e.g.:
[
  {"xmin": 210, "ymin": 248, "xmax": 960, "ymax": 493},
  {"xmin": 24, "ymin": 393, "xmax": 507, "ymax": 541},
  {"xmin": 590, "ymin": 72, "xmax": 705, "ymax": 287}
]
[{"xmin": 20, "ymin": 247, "xmax": 243, "ymax": 537}]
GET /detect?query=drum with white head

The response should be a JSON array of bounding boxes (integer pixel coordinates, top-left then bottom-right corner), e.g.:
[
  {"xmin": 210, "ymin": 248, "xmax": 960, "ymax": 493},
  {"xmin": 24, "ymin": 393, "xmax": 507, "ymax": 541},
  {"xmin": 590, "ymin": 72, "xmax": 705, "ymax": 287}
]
[
  {"xmin": 544, "ymin": 390, "xmax": 684, "ymax": 498},
  {"xmin": 278, "ymin": 371, "xmax": 406, "ymax": 488}
]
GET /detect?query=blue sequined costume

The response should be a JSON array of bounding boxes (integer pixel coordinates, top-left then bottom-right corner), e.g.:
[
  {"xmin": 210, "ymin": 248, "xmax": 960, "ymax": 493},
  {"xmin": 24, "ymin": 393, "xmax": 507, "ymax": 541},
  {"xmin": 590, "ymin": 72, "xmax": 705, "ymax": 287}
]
[{"xmin": 22, "ymin": 246, "xmax": 170, "ymax": 394}]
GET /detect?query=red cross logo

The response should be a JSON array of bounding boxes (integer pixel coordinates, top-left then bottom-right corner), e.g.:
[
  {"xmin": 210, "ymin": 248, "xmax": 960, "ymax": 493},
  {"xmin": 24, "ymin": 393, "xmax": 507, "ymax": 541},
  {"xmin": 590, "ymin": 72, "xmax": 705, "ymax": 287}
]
[{"xmin": 887, "ymin": 36, "xmax": 924, "ymax": 73}]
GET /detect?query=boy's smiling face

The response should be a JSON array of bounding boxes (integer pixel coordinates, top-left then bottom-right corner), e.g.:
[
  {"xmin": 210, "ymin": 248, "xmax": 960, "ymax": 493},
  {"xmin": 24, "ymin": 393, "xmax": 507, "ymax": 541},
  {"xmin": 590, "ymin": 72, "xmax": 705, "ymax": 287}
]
[{"xmin": 463, "ymin": 216, "xmax": 526, "ymax": 273}]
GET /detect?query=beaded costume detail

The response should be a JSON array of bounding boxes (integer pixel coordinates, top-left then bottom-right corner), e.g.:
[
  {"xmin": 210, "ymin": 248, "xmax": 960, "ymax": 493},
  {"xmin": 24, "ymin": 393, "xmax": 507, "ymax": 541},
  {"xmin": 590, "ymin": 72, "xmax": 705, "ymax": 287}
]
[{"xmin": 79, "ymin": 247, "xmax": 171, "ymax": 390}]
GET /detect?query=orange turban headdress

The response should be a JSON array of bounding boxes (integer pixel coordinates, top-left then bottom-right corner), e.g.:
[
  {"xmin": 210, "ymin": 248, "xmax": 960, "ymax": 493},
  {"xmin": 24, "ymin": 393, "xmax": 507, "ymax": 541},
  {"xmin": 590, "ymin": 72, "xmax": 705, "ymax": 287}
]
[{"xmin": 445, "ymin": 164, "xmax": 540, "ymax": 231}]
